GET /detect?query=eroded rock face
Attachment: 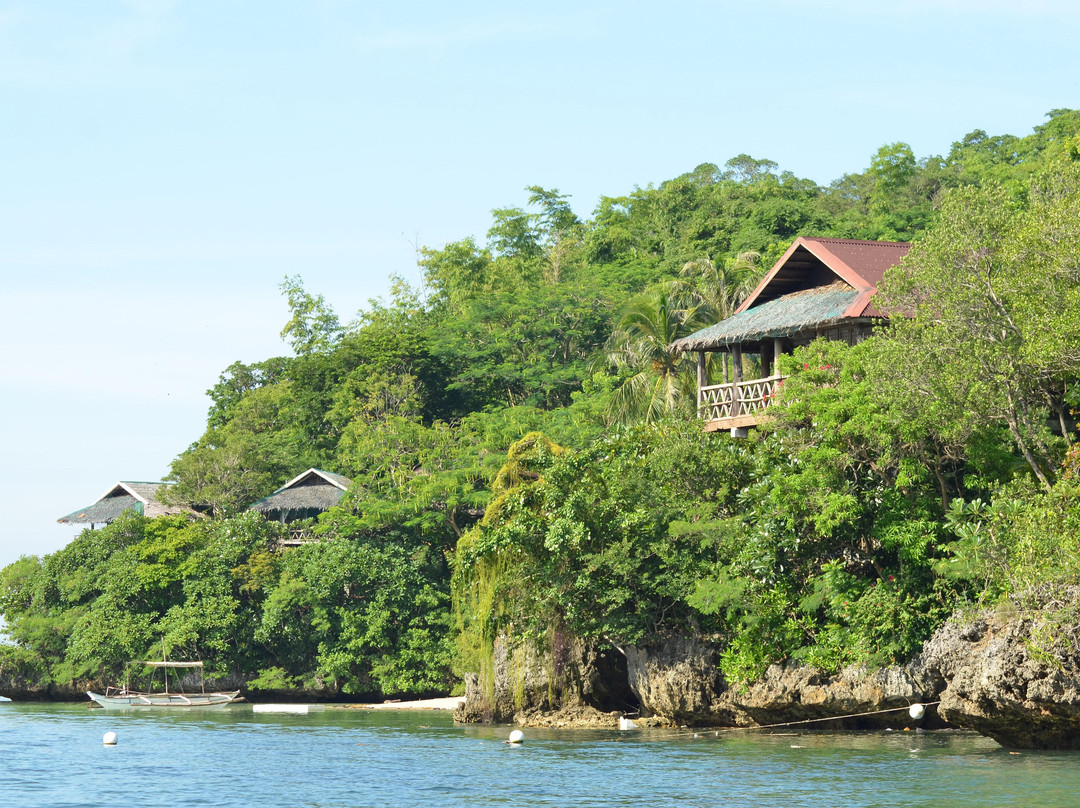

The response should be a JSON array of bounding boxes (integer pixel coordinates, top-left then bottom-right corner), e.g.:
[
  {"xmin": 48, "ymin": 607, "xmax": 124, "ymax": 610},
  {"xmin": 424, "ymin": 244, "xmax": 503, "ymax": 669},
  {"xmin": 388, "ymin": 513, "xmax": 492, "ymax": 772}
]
[
  {"xmin": 457, "ymin": 607, "xmax": 1080, "ymax": 748},
  {"xmin": 622, "ymin": 635, "xmax": 741, "ymax": 726},
  {"xmin": 730, "ymin": 662, "xmax": 942, "ymax": 730},
  {"xmin": 911, "ymin": 612, "xmax": 1080, "ymax": 749},
  {"xmin": 454, "ymin": 631, "xmax": 636, "ymax": 725}
]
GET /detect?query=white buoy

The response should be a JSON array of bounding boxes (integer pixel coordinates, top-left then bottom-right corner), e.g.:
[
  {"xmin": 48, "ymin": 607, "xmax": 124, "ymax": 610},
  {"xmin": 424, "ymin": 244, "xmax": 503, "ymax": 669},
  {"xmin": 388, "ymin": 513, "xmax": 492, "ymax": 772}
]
[
  {"xmin": 103, "ymin": 731, "xmax": 118, "ymax": 746},
  {"xmin": 909, "ymin": 703, "xmax": 926, "ymax": 720},
  {"xmin": 508, "ymin": 730, "xmax": 524, "ymax": 744}
]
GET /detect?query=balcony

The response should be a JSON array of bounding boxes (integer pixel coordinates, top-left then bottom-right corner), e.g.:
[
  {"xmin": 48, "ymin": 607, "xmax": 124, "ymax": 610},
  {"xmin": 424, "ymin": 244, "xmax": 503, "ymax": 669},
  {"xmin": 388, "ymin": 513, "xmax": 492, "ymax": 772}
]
[
  {"xmin": 698, "ymin": 373, "xmax": 785, "ymax": 432},
  {"xmin": 278, "ymin": 528, "xmax": 319, "ymax": 548}
]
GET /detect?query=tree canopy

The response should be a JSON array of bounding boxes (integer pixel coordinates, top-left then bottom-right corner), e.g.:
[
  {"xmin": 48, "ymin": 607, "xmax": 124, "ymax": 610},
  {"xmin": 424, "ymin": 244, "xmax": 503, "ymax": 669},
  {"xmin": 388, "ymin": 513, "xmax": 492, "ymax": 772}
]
[{"xmin": 4, "ymin": 110, "xmax": 1080, "ymax": 699}]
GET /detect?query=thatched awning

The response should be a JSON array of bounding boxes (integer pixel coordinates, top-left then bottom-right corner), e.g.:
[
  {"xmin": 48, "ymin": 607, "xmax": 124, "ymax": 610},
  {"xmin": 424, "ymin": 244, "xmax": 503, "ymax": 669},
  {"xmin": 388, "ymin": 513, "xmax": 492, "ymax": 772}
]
[
  {"xmin": 249, "ymin": 469, "xmax": 352, "ymax": 523},
  {"xmin": 671, "ymin": 283, "xmax": 867, "ymax": 351}
]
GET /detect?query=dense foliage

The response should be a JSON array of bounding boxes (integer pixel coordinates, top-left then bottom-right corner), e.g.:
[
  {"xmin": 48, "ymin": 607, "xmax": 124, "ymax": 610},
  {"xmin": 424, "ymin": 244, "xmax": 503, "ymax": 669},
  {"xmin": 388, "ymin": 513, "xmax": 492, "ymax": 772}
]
[{"xmin": 3, "ymin": 111, "xmax": 1080, "ymax": 697}]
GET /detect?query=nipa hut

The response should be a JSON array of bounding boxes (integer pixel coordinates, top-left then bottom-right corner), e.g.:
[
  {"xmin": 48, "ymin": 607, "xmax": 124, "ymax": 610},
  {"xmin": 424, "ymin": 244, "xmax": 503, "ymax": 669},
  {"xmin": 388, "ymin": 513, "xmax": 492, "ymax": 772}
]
[
  {"xmin": 670, "ymin": 237, "xmax": 910, "ymax": 435},
  {"xmin": 57, "ymin": 481, "xmax": 198, "ymax": 528},
  {"xmin": 248, "ymin": 468, "xmax": 352, "ymax": 524}
]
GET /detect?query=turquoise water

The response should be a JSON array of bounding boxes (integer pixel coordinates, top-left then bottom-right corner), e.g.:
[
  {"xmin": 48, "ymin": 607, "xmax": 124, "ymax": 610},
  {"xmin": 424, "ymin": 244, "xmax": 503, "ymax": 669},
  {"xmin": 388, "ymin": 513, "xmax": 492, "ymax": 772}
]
[{"xmin": 2, "ymin": 703, "xmax": 1079, "ymax": 807}]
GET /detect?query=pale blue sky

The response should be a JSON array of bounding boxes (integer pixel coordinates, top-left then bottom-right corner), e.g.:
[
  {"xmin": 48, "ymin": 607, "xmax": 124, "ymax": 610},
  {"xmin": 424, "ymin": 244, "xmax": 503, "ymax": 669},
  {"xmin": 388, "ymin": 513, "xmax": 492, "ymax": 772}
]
[{"xmin": 2, "ymin": 0, "xmax": 1078, "ymax": 569}]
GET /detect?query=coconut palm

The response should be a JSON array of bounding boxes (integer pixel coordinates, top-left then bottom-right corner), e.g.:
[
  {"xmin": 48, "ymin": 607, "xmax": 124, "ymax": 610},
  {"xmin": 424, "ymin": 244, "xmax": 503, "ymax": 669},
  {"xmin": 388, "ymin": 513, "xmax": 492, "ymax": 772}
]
[
  {"xmin": 672, "ymin": 251, "xmax": 762, "ymax": 323},
  {"xmin": 602, "ymin": 289, "xmax": 707, "ymax": 424}
]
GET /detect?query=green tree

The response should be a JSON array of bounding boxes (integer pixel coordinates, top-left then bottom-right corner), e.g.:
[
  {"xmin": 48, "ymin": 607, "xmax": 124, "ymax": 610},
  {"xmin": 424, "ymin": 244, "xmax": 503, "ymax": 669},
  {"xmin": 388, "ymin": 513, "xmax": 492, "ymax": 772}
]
[
  {"xmin": 279, "ymin": 275, "xmax": 343, "ymax": 355},
  {"xmin": 879, "ymin": 164, "xmax": 1080, "ymax": 488},
  {"xmin": 602, "ymin": 290, "xmax": 705, "ymax": 423}
]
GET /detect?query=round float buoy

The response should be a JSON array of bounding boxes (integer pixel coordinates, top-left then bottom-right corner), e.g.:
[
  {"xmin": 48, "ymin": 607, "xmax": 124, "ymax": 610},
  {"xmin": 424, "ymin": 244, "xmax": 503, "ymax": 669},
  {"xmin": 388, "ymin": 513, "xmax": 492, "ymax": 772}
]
[
  {"xmin": 508, "ymin": 730, "xmax": 524, "ymax": 744},
  {"xmin": 909, "ymin": 703, "xmax": 925, "ymax": 720},
  {"xmin": 103, "ymin": 731, "xmax": 118, "ymax": 746}
]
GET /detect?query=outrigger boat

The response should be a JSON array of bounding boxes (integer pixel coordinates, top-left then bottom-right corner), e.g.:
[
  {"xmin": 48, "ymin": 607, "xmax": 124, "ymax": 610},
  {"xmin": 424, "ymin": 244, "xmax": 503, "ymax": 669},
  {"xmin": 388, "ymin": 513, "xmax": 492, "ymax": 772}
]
[{"xmin": 87, "ymin": 655, "xmax": 242, "ymax": 709}]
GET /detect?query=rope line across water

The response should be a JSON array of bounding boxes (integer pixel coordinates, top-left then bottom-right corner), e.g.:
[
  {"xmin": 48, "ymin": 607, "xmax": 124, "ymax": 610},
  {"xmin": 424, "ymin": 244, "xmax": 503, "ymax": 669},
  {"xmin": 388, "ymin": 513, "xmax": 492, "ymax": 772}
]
[{"xmin": 623, "ymin": 701, "xmax": 942, "ymax": 741}]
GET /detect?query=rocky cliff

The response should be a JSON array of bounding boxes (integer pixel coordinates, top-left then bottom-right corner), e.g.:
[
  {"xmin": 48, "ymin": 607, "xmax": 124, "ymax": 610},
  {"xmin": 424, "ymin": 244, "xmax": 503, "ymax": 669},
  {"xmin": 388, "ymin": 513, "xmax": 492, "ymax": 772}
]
[
  {"xmin": 911, "ymin": 606, "xmax": 1080, "ymax": 748},
  {"xmin": 454, "ymin": 631, "xmax": 637, "ymax": 726},
  {"xmin": 460, "ymin": 604, "xmax": 1080, "ymax": 748},
  {"xmin": 622, "ymin": 635, "xmax": 939, "ymax": 730}
]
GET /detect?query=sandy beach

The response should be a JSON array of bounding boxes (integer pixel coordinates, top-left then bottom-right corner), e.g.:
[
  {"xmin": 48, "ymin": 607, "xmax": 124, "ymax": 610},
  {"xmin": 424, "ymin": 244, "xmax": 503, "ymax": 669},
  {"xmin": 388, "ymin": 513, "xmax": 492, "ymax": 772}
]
[{"xmin": 350, "ymin": 696, "xmax": 464, "ymax": 711}]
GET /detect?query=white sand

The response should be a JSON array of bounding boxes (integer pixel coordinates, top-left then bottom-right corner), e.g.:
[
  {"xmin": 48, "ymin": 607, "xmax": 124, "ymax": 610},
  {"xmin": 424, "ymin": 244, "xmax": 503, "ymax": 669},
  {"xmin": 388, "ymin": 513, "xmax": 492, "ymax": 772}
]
[{"xmin": 355, "ymin": 696, "xmax": 464, "ymax": 711}]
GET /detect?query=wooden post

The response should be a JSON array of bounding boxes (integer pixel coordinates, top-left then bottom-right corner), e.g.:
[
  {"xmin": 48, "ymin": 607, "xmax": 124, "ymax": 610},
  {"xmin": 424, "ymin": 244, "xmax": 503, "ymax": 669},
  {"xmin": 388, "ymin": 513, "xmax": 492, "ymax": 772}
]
[
  {"xmin": 696, "ymin": 351, "xmax": 707, "ymax": 415},
  {"xmin": 774, "ymin": 337, "xmax": 783, "ymax": 376},
  {"xmin": 732, "ymin": 344, "xmax": 743, "ymax": 417},
  {"xmin": 722, "ymin": 352, "xmax": 729, "ymax": 384}
]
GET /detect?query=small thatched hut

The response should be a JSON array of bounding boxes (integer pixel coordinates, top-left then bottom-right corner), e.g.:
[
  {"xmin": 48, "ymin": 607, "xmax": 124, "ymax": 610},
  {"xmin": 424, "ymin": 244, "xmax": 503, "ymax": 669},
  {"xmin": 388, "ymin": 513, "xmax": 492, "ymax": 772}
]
[
  {"xmin": 248, "ymin": 468, "xmax": 352, "ymax": 524},
  {"xmin": 671, "ymin": 237, "xmax": 910, "ymax": 434},
  {"xmin": 57, "ymin": 481, "xmax": 198, "ymax": 527}
]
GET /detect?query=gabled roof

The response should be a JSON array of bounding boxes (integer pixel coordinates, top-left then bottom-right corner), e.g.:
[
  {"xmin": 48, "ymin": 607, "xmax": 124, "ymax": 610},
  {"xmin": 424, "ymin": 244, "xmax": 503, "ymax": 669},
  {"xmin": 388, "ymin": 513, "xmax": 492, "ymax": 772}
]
[
  {"xmin": 248, "ymin": 468, "xmax": 352, "ymax": 522},
  {"xmin": 673, "ymin": 237, "xmax": 910, "ymax": 350},
  {"xmin": 737, "ymin": 237, "xmax": 910, "ymax": 319},
  {"xmin": 57, "ymin": 481, "xmax": 193, "ymax": 525}
]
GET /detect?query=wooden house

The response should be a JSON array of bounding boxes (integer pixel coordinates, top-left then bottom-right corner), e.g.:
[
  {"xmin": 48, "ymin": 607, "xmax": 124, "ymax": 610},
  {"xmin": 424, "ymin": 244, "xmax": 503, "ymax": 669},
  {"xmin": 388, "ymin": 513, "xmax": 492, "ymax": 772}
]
[
  {"xmin": 248, "ymin": 468, "xmax": 352, "ymax": 545},
  {"xmin": 57, "ymin": 481, "xmax": 198, "ymax": 528},
  {"xmin": 670, "ymin": 237, "xmax": 910, "ymax": 434}
]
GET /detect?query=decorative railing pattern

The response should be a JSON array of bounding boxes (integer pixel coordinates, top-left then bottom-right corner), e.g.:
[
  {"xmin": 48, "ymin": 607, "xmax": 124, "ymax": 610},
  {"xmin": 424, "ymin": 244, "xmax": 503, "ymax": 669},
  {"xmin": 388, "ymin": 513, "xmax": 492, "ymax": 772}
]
[
  {"xmin": 698, "ymin": 373, "xmax": 785, "ymax": 424},
  {"xmin": 279, "ymin": 528, "xmax": 318, "ymax": 547}
]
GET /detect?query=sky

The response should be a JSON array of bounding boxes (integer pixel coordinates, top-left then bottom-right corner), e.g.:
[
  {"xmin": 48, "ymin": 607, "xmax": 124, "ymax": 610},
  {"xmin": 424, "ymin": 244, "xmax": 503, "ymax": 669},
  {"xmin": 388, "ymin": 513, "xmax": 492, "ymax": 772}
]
[{"xmin": 1, "ymin": 0, "xmax": 1078, "ymax": 570}]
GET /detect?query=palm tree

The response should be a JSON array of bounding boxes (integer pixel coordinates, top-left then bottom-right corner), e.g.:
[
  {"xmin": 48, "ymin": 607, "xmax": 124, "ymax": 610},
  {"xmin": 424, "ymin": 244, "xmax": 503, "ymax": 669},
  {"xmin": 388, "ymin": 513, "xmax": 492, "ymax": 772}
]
[
  {"xmin": 602, "ymin": 289, "xmax": 706, "ymax": 424},
  {"xmin": 672, "ymin": 251, "xmax": 761, "ymax": 323}
]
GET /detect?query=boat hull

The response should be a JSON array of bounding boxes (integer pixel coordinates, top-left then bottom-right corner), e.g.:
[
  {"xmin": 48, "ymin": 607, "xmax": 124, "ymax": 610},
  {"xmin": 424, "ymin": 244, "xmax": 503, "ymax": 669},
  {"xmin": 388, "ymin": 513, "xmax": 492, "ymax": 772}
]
[{"xmin": 87, "ymin": 690, "xmax": 243, "ymax": 709}]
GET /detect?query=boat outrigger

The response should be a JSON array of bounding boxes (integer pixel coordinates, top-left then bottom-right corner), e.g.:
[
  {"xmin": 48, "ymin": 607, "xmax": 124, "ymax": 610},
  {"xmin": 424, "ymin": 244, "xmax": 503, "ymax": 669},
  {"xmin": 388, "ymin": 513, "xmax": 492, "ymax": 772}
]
[{"xmin": 87, "ymin": 655, "xmax": 243, "ymax": 709}]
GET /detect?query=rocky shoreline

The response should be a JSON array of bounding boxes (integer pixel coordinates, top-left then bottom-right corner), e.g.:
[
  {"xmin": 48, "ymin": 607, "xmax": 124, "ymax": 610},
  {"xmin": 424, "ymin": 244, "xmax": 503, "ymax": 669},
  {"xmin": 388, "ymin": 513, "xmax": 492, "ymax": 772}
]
[
  {"xmin": 454, "ymin": 605, "xmax": 1080, "ymax": 749},
  {"xmin": 7, "ymin": 604, "xmax": 1080, "ymax": 748}
]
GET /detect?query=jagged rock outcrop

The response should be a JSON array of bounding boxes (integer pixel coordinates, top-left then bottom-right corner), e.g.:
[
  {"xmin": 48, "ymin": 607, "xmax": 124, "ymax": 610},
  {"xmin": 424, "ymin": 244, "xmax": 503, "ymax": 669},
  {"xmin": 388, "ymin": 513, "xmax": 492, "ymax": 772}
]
[
  {"xmin": 0, "ymin": 678, "xmax": 86, "ymax": 701},
  {"xmin": 456, "ymin": 603, "xmax": 1080, "ymax": 748},
  {"xmin": 621, "ymin": 635, "xmax": 937, "ymax": 729},
  {"xmin": 622, "ymin": 635, "xmax": 742, "ymax": 726},
  {"xmin": 911, "ymin": 608, "xmax": 1080, "ymax": 748},
  {"xmin": 729, "ymin": 662, "xmax": 943, "ymax": 730},
  {"xmin": 454, "ymin": 631, "xmax": 637, "ymax": 726}
]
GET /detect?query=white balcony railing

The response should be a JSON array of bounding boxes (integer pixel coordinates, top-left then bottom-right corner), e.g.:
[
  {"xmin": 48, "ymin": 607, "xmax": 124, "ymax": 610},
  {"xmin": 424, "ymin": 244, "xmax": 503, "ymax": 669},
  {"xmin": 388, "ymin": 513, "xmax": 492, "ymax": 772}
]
[{"xmin": 698, "ymin": 373, "xmax": 785, "ymax": 426}]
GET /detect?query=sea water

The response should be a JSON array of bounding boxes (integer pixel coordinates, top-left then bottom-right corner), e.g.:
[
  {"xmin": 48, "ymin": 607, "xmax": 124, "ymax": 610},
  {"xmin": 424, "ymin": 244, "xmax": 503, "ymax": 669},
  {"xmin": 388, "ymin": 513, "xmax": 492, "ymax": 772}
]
[{"xmin": 2, "ymin": 703, "xmax": 1079, "ymax": 808}]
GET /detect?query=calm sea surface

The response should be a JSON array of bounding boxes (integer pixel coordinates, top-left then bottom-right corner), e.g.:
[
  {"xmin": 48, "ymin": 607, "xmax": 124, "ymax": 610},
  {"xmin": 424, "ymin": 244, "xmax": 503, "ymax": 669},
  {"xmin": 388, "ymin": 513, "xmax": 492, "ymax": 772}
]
[{"xmin": 3, "ymin": 702, "xmax": 1079, "ymax": 807}]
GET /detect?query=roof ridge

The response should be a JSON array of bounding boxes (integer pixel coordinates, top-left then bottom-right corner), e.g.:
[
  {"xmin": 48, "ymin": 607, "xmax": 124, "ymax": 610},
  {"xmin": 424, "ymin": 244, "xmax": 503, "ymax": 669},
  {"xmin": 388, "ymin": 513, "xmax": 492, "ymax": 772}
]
[{"xmin": 801, "ymin": 237, "xmax": 910, "ymax": 247}]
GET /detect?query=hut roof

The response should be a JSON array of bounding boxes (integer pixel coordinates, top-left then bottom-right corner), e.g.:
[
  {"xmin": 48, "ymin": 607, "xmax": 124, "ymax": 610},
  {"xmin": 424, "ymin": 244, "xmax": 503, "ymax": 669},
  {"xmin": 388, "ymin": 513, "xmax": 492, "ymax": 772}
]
[
  {"xmin": 737, "ymin": 237, "xmax": 910, "ymax": 318},
  {"xmin": 57, "ymin": 481, "xmax": 193, "ymax": 525},
  {"xmin": 672, "ymin": 237, "xmax": 910, "ymax": 352},
  {"xmin": 673, "ymin": 282, "xmax": 860, "ymax": 350},
  {"xmin": 248, "ymin": 468, "xmax": 352, "ymax": 522}
]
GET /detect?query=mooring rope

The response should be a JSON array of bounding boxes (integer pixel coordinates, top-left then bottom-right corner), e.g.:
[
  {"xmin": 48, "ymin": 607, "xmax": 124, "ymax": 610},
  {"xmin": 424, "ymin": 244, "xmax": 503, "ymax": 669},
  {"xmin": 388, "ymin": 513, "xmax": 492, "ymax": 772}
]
[{"xmin": 621, "ymin": 701, "xmax": 942, "ymax": 741}]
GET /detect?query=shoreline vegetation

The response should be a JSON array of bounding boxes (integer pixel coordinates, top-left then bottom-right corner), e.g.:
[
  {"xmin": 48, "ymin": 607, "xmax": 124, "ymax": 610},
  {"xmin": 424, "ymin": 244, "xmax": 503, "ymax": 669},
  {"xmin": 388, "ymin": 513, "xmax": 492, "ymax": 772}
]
[{"xmin": 4, "ymin": 110, "xmax": 1080, "ymax": 747}]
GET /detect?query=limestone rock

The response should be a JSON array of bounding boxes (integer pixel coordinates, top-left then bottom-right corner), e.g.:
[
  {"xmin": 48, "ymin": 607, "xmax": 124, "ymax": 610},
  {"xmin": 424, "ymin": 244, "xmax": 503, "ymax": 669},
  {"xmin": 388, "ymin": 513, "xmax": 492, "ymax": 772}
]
[
  {"xmin": 911, "ymin": 609, "xmax": 1080, "ymax": 748},
  {"xmin": 622, "ymin": 634, "xmax": 742, "ymax": 726},
  {"xmin": 454, "ymin": 631, "xmax": 636, "ymax": 724},
  {"xmin": 729, "ymin": 662, "xmax": 941, "ymax": 730}
]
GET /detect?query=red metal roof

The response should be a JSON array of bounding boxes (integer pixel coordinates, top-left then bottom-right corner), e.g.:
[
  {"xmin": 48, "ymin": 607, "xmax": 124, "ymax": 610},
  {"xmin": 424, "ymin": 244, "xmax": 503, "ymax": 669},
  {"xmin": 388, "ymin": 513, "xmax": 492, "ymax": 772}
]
[{"xmin": 735, "ymin": 237, "xmax": 910, "ymax": 319}]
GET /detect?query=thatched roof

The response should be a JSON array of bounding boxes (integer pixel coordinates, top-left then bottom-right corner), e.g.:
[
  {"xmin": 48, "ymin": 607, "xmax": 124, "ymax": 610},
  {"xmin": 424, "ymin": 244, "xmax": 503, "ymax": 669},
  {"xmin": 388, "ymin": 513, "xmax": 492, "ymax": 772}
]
[
  {"xmin": 57, "ymin": 481, "xmax": 194, "ymax": 525},
  {"xmin": 248, "ymin": 469, "xmax": 352, "ymax": 523},
  {"xmin": 671, "ymin": 237, "xmax": 910, "ymax": 352},
  {"xmin": 673, "ymin": 282, "xmax": 861, "ymax": 350}
]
